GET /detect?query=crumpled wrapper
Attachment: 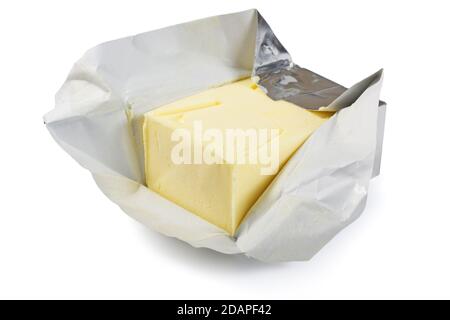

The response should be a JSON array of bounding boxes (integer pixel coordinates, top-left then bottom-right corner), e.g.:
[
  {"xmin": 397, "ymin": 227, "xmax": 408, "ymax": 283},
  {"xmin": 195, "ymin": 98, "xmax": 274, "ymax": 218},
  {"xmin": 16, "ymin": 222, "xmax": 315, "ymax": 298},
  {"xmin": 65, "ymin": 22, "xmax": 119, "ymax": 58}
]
[{"xmin": 44, "ymin": 9, "xmax": 385, "ymax": 262}]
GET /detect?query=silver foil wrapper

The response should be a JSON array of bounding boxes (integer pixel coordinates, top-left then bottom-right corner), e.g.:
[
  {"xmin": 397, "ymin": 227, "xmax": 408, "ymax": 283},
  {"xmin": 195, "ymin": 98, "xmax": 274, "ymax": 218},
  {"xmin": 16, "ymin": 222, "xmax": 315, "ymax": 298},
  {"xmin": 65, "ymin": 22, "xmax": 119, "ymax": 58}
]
[{"xmin": 254, "ymin": 13, "xmax": 347, "ymax": 110}]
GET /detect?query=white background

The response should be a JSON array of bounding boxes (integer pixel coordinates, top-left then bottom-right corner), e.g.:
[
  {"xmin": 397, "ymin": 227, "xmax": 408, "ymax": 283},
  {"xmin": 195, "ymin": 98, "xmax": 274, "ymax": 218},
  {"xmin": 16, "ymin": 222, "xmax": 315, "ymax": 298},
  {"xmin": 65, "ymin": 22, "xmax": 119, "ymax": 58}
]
[{"xmin": 1, "ymin": 0, "xmax": 449, "ymax": 300}]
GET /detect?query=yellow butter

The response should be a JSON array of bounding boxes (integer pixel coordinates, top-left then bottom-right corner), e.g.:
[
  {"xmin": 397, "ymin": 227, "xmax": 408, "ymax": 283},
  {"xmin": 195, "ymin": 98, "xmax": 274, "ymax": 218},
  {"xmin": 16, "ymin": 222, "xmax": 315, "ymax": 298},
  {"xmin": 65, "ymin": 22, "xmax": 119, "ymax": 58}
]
[{"xmin": 143, "ymin": 78, "xmax": 332, "ymax": 235}]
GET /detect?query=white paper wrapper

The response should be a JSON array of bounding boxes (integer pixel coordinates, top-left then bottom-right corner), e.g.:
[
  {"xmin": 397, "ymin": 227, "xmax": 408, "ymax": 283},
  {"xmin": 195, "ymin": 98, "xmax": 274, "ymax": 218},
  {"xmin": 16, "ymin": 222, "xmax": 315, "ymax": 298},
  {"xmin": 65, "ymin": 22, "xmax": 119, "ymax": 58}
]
[{"xmin": 44, "ymin": 9, "xmax": 384, "ymax": 262}]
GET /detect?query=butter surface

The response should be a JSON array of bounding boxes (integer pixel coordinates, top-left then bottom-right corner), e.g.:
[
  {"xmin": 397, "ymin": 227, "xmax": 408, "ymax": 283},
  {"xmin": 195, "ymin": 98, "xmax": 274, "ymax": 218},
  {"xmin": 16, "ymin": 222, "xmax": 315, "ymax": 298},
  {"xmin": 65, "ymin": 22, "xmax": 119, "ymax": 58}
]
[{"xmin": 143, "ymin": 79, "xmax": 332, "ymax": 235}]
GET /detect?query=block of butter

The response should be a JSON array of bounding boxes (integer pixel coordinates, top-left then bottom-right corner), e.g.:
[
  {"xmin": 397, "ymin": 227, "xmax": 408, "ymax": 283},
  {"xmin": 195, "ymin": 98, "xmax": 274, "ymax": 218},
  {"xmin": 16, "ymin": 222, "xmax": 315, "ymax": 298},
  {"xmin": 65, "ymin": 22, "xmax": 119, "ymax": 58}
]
[{"xmin": 143, "ymin": 78, "xmax": 332, "ymax": 235}]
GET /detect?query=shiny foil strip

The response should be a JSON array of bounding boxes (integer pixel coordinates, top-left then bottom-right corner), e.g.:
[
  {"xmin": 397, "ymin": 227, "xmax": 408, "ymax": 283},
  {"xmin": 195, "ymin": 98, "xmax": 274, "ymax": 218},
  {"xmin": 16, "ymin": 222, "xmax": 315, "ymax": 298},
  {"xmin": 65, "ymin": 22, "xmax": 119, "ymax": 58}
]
[{"xmin": 254, "ymin": 13, "xmax": 347, "ymax": 110}]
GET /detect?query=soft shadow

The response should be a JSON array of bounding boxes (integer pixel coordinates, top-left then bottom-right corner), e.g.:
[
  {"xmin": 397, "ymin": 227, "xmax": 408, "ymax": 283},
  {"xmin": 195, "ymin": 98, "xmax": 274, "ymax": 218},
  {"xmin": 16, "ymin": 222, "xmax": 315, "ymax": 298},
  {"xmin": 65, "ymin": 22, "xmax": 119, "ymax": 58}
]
[
  {"xmin": 135, "ymin": 224, "xmax": 288, "ymax": 273},
  {"xmin": 133, "ymin": 178, "xmax": 384, "ymax": 271}
]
